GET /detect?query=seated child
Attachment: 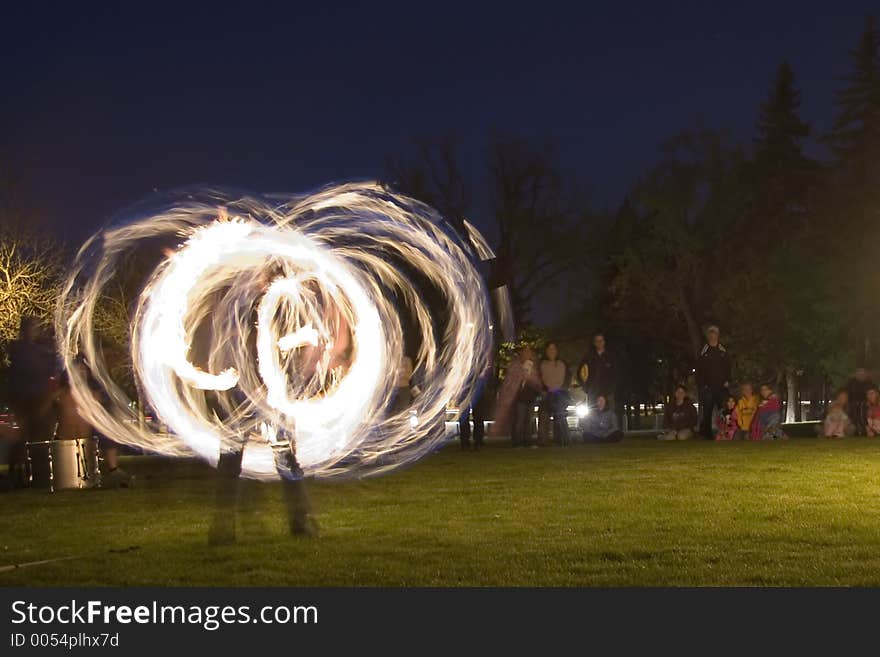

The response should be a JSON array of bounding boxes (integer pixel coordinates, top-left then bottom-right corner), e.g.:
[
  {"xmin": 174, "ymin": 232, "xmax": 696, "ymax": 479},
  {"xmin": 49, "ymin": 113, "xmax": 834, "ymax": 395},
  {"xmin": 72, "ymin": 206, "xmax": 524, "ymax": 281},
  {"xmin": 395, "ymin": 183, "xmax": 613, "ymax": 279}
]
[
  {"xmin": 822, "ymin": 389, "xmax": 855, "ymax": 438},
  {"xmin": 582, "ymin": 394, "xmax": 623, "ymax": 443},
  {"xmin": 750, "ymin": 383, "xmax": 787, "ymax": 440},
  {"xmin": 658, "ymin": 385, "xmax": 697, "ymax": 441},
  {"xmin": 735, "ymin": 382, "xmax": 759, "ymax": 439},
  {"xmin": 866, "ymin": 386, "xmax": 880, "ymax": 437},
  {"xmin": 714, "ymin": 395, "xmax": 738, "ymax": 441}
]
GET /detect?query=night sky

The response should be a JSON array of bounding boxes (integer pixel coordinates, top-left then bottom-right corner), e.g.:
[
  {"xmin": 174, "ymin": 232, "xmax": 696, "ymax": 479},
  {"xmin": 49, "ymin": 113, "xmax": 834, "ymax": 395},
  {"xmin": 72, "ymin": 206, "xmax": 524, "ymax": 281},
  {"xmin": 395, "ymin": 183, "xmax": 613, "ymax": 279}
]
[{"xmin": 2, "ymin": 2, "xmax": 876, "ymax": 243}]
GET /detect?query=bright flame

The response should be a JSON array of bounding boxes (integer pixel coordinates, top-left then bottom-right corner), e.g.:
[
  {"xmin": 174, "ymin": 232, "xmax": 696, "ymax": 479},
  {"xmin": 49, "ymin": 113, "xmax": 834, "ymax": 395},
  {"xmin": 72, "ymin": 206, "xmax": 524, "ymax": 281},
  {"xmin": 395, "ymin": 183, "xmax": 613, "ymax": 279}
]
[{"xmin": 56, "ymin": 183, "xmax": 502, "ymax": 479}]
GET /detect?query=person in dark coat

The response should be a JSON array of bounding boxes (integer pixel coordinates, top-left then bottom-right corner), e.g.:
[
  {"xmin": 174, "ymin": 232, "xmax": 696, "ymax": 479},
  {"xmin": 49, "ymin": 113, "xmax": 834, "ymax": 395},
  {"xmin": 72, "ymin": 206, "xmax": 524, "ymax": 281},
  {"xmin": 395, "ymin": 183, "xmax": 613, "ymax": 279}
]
[
  {"xmin": 7, "ymin": 317, "xmax": 57, "ymax": 487},
  {"xmin": 577, "ymin": 333, "xmax": 620, "ymax": 412},
  {"xmin": 657, "ymin": 385, "xmax": 698, "ymax": 440},
  {"xmin": 846, "ymin": 368, "xmax": 874, "ymax": 435},
  {"xmin": 696, "ymin": 325, "xmax": 731, "ymax": 439}
]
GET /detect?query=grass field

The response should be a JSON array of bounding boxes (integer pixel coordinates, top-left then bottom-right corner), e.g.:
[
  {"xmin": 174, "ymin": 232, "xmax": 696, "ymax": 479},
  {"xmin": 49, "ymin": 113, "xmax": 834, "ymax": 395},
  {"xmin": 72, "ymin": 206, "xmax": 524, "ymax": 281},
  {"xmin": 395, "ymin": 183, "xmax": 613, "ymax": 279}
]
[{"xmin": 3, "ymin": 435, "xmax": 880, "ymax": 586}]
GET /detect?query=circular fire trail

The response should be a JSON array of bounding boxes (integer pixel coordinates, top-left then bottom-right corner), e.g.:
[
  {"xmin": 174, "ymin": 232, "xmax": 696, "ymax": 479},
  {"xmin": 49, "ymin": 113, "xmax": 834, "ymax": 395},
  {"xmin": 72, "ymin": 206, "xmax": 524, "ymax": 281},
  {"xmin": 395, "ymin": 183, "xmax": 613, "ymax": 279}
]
[{"xmin": 56, "ymin": 183, "xmax": 496, "ymax": 479}]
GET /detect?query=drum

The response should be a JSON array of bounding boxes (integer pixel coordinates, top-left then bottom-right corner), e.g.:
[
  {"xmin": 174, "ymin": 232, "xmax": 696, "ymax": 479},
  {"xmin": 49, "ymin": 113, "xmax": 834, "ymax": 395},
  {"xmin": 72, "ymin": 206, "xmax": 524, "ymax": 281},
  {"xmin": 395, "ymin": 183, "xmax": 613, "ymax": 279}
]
[{"xmin": 26, "ymin": 438, "xmax": 100, "ymax": 491}]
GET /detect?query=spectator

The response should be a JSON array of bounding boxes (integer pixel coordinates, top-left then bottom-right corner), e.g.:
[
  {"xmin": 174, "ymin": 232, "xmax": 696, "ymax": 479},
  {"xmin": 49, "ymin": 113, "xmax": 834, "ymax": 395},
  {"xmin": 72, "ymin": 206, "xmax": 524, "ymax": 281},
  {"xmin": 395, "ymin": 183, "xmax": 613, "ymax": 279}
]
[
  {"xmin": 696, "ymin": 325, "xmax": 731, "ymax": 439},
  {"xmin": 459, "ymin": 348, "xmax": 495, "ymax": 452},
  {"xmin": 658, "ymin": 385, "xmax": 697, "ymax": 441},
  {"xmin": 846, "ymin": 368, "xmax": 874, "ymax": 435},
  {"xmin": 714, "ymin": 395, "xmax": 738, "ymax": 441},
  {"xmin": 750, "ymin": 383, "xmax": 786, "ymax": 440},
  {"xmin": 577, "ymin": 333, "xmax": 620, "ymax": 412},
  {"xmin": 538, "ymin": 341, "xmax": 571, "ymax": 446},
  {"xmin": 7, "ymin": 317, "xmax": 57, "ymax": 487},
  {"xmin": 582, "ymin": 394, "xmax": 623, "ymax": 443},
  {"xmin": 491, "ymin": 345, "xmax": 542, "ymax": 447},
  {"xmin": 56, "ymin": 361, "xmax": 92, "ymax": 441},
  {"xmin": 865, "ymin": 386, "xmax": 880, "ymax": 437},
  {"xmin": 735, "ymin": 382, "xmax": 759, "ymax": 440},
  {"xmin": 63, "ymin": 358, "xmax": 132, "ymax": 488},
  {"xmin": 821, "ymin": 389, "xmax": 855, "ymax": 438}
]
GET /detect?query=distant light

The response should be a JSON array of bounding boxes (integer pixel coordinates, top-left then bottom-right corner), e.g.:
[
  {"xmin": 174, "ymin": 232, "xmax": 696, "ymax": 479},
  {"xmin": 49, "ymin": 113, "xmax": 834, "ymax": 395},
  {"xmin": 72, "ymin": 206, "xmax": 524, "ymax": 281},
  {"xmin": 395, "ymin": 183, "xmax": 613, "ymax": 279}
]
[
  {"xmin": 409, "ymin": 413, "xmax": 419, "ymax": 429},
  {"xmin": 575, "ymin": 403, "xmax": 589, "ymax": 417}
]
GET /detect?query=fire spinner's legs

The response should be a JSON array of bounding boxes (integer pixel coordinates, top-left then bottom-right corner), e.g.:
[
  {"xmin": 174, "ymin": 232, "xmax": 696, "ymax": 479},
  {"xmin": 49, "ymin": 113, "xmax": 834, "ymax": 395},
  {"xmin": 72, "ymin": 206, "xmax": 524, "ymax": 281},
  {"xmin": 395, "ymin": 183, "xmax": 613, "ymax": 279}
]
[
  {"xmin": 272, "ymin": 438, "xmax": 317, "ymax": 537},
  {"xmin": 208, "ymin": 448, "xmax": 244, "ymax": 545}
]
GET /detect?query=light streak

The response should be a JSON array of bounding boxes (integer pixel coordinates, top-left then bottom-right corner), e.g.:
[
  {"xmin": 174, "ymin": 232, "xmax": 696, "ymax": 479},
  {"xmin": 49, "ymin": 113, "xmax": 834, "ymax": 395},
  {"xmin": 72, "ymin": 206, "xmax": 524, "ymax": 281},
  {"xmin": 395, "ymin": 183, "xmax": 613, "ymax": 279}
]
[{"xmin": 56, "ymin": 183, "xmax": 503, "ymax": 479}]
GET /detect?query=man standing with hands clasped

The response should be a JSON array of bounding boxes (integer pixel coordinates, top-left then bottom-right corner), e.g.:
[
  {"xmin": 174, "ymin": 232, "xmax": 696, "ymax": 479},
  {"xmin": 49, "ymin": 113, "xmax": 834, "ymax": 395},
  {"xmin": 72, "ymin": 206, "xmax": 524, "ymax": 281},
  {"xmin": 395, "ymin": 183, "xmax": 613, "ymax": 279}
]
[{"xmin": 697, "ymin": 325, "xmax": 731, "ymax": 439}]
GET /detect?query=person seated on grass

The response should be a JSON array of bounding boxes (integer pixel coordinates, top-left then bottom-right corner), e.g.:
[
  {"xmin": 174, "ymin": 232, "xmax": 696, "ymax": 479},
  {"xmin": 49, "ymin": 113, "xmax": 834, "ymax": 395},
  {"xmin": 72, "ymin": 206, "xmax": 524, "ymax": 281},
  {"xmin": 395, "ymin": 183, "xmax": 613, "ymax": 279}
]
[
  {"xmin": 714, "ymin": 395, "xmax": 738, "ymax": 441},
  {"xmin": 657, "ymin": 385, "xmax": 697, "ymax": 441},
  {"xmin": 582, "ymin": 394, "xmax": 623, "ymax": 443},
  {"xmin": 735, "ymin": 382, "xmax": 759, "ymax": 439},
  {"xmin": 820, "ymin": 389, "xmax": 855, "ymax": 438},
  {"xmin": 866, "ymin": 386, "xmax": 880, "ymax": 437},
  {"xmin": 750, "ymin": 383, "xmax": 787, "ymax": 440}
]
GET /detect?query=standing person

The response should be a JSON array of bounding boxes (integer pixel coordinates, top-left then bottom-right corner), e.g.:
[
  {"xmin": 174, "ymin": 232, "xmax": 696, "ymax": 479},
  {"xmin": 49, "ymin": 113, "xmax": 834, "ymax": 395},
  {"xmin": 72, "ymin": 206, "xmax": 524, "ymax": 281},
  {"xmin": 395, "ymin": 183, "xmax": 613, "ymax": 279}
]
[
  {"xmin": 865, "ymin": 386, "xmax": 880, "ymax": 437},
  {"xmin": 459, "ymin": 350, "xmax": 493, "ymax": 452},
  {"xmin": 458, "ymin": 388, "xmax": 488, "ymax": 451},
  {"xmin": 696, "ymin": 325, "xmax": 731, "ymax": 439},
  {"xmin": 491, "ymin": 345, "xmax": 541, "ymax": 446},
  {"xmin": 7, "ymin": 317, "xmax": 57, "ymax": 488},
  {"xmin": 58, "ymin": 357, "xmax": 131, "ymax": 487},
  {"xmin": 657, "ymin": 385, "xmax": 697, "ymax": 441},
  {"xmin": 538, "ymin": 341, "xmax": 570, "ymax": 446},
  {"xmin": 577, "ymin": 333, "xmax": 620, "ymax": 412},
  {"xmin": 206, "ymin": 282, "xmax": 327, "ymax": 543},
  {"xmin": 581, "ymin": 394, "xmax": 623, "ymax": 443},
  {"xmin": 846, "ymin": 368, "xmax": 874, "ymax": 435}
]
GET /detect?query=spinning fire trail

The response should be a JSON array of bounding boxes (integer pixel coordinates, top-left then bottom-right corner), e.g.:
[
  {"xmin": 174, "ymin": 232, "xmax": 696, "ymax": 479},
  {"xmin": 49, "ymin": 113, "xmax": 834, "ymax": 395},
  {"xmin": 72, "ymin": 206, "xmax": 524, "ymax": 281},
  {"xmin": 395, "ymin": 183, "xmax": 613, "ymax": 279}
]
[{"xmin": 56, "ymin": 183, "xmax": 511, "ymax": 480}]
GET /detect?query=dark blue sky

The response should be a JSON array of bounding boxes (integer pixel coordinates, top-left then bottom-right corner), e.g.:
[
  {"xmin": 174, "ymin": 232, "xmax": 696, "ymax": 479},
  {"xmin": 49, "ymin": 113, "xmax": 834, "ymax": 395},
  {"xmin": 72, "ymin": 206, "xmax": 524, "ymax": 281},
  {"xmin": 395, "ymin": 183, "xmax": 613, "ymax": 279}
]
[{"xmin": 1, "ymin": 2, "xmax": 875, "ymax": 243}]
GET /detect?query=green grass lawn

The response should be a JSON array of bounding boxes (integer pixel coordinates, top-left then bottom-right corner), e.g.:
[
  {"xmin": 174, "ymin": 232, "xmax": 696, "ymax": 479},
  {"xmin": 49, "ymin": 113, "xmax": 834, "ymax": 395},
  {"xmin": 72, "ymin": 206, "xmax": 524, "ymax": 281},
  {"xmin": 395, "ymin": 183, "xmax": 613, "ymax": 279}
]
[{"xmin": 3, "ymin": 436, "xmax": 880, "ymax": 586}]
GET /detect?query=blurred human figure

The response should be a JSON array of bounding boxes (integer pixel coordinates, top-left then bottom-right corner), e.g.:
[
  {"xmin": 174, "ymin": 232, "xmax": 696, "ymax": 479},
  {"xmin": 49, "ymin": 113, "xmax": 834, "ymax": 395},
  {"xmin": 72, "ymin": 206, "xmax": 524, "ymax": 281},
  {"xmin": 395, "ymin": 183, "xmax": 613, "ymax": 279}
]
[
  {"xmin": 459, "ymin": 354, "xmax": 493, "ymax": 452},
  {"xmin": 207, "ymin": 281, "xmax": 331, "ymax": 544},
  {"xmin": 714, "ymin": 395, "xmax": 738, "ymax": 441},
  {"xmin": 821, "ymin": 389, "xmax": 855, "ymax": 438},
  {"xmin": 492, "ymin": 345, "xmax": 541, "ymax": 446},
  {"xmin": 57, "ymin": 358, "xmax": 131, "ymax": 487},
  {"xmin": 865, "ymin": 386, "xmax": 880, "ymax": 437},
  {"xmin": 846, "ymin": 368, "xmax": 874, "ymax": 435},
  {"xmin": 538, "ymin": 341, "xmax": 570, "ymax": 446},
  {"xmin": 696, "ymin": 325, "xmax": 731, "ymax": 439},
  {"xmin": 582, "ymin": 394, "xmax": 623, "ymax": 443},
  {"xmin": 750, "ymin": 383, "xmax": 786, "ymax": 440},
  {"xmin": 657, "ymin": 385, "xmax": 697, "ymax": 441},
  {"xmin": 7, "ymin": 317, "xmax": 57, "ymax": 487},
  {"xmin": 735, "ymin": 382, "xmax": 759, "ymax": 440},
  {"xmin": 577, "ymin": 333, "xmax": 619, "ymax": 413}
]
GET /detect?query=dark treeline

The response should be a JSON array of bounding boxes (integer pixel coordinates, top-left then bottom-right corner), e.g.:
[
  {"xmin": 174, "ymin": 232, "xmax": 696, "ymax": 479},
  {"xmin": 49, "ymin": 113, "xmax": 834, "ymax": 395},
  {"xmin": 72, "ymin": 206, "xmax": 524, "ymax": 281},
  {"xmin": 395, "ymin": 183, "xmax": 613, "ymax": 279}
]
[{"xmin": 386, "ymin": 17, "xmax": 880, "ymax": 420}]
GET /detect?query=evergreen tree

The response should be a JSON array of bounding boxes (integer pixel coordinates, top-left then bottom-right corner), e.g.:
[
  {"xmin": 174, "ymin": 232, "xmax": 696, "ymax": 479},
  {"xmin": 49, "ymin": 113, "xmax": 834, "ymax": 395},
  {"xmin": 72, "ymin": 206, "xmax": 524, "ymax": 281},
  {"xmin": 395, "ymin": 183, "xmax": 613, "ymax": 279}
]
[
  {"xmin": 753, "ymin": 61, "xmax": 816, "ymax": 224},
  {"xmin": 824, "ymin": 15, "xmax": 880, "ymax": 368},
  {"xmin": 827, "ymin": 15, "xmax": 880, "ymax": 189}
]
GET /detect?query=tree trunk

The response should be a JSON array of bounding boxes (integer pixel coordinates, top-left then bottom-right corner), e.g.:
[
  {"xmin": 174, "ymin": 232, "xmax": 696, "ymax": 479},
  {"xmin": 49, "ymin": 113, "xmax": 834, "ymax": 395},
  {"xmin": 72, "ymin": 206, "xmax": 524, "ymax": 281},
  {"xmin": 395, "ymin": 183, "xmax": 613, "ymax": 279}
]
[{"xmin": 785, "ymin": 368, "xmax": 797, "ymax": 424}]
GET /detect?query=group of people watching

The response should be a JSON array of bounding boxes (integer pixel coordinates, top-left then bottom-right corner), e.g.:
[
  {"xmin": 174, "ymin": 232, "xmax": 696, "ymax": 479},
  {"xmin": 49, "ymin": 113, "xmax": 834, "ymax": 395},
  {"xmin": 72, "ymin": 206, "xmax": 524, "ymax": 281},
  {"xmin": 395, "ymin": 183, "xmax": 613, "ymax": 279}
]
[
  {"xmin": 487, "ymin": 333, "xmax": 624, "ymax": 447},
  {"xmin": 464, "ymin": 323, "xmax": 880, "ymax": 447},
  {"xmin": 820, "ymin": 369, "xmax": 880, "ymax": 438}
]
